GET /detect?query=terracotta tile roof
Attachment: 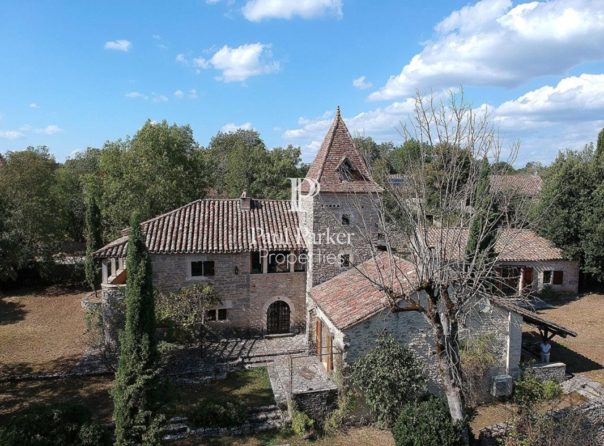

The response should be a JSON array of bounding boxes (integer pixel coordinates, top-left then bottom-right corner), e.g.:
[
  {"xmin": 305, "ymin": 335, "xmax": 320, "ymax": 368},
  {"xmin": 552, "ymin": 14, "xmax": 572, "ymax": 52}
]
[
  {"xmin": 425, "ymin": 227, "xmax": 566, "ymax": 262},
  {"xmin": 94, "ymin": 198, "xmax": 305, "ymax": 258},
  {"xmin": 310, "ymin": 253, "xmax": 418, "ymax": 330},
  {"xmin": 303, "ymin": 107, "xmax": 382, "ymax": 194},
  {"xmin": 489, "ymin": 175, "xmax": 542, "ymax": 197}
]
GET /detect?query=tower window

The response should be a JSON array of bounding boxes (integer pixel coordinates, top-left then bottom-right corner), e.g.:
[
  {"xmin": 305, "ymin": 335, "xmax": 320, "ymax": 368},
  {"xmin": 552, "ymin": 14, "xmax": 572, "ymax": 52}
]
[
  {"xmin": 338, "ymin": 158, "xmax": 364, "ymax": 181},
  {"xmin": 339, "ymin": 253, "xmax": 351, "ymax": 268},
  {"xmin": 341, "ymin": 214, "xmax": 351, "ymax": 225}
]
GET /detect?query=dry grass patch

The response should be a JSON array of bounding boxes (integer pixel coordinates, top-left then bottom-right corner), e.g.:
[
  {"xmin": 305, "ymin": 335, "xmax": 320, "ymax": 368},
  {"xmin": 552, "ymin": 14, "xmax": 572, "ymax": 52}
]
[
  {"xmin": 0, "ymin": 287, "xmax": 88, "ymax": 378},
  {"xmin": 524, "ymin": 293, "xmax": 604, "ymax": 385}
]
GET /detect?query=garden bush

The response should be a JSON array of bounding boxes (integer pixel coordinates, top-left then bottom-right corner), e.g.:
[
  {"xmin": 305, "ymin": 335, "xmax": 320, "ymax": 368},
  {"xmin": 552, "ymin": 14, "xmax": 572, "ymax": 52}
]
[
  {"xmin": 392, "ymin": 398, "xmax": 465, "ymax": 446},
  {"xmin": 291, "ymin": 407, "xmax": 315, "ymax": 438},
  {"xmin": 350, "ymin": 333, "xmax": 427, "ymax": 427},
  {"xmin": 189, "ymin": 400, "xmax": 247, "ymax": 428},
  {"xmin": 0, "ymin": 403, "xmax": 111, "ymax": 446}
]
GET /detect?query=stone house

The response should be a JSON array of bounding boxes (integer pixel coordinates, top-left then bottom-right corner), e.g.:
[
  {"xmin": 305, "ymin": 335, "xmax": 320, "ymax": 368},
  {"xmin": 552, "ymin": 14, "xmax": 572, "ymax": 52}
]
[
  {"xmin": 95, "ymin": 109, "xmax": 577, "ymax": 391},
  {"xmin": 426, "ymin": 227, "xmax": 579, "ymax": 295}
]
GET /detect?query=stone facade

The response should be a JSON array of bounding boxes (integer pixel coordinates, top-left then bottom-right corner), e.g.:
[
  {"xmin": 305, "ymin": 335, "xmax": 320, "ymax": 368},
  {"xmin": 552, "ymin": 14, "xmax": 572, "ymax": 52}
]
[
  {"xmin": 100, "ymin": 284, "xmax": 126, "ymax": 348},
  {"xmin": 311, "ymin": 294, "xmax": 523, "ymax": 396},
  {"xmin": 499, "ymin": 260, "xmax": 579, "ymax": 294},
  {"xmin": 300, "ymin": 191, "xmax": 380, "ymax": 344},
  {"xmin": 100, "ymin": 251, "xmax": 307, "ymax": 343}
]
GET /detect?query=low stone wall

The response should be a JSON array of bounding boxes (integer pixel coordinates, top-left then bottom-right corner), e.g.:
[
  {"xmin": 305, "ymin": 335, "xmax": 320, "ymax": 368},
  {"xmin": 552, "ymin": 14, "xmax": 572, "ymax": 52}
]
[
  {"xmin": 291, "ymin": 388, "xmax": 338, "ymax": 423},
  {"xmin": 101, "ymin": 284, "xmax": 126, "ymax": 348},
  {"xmin": 528, "ymin": 362, "xmax": 566, "ymax": 382}
]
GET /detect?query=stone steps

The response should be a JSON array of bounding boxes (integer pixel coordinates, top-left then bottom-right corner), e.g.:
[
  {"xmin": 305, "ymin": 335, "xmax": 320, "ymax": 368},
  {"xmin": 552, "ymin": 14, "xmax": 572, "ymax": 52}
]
[{"xmin": 162, "ymin": 405, "xmax": 285, "ymax": 442}]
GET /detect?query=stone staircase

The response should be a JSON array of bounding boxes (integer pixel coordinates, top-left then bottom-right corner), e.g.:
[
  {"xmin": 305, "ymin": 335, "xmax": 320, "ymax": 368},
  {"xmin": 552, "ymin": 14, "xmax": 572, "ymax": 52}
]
[{"xmin": 162, "ymin": 404, "xmax": 285, "ymax": 442}]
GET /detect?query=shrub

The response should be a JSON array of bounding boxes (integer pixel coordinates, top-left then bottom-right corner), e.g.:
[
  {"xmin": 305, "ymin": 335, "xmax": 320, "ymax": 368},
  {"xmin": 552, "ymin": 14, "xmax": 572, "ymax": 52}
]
[
  {"xmin": 350, "ymin": 333, "xmax": 427, "ymax": 427},
  {"xmin": 392, "ymin": 398, "xmax": 465, "ymax": 446},
  {"xmin": 513, "ymin": 371, "xmax": 562, "ymax": 409},
  {"xmin": 324, "ymin": 392, "xmax": 356, "ymax": 435},
  {"xmin": 291, "ymin": 407, "xmax": 315, "ymax": 438},
  {"xmin": 542, "ymin": 379, "xmax": 562, "ymax": 400},
  {"xmin": 0, "ymin": 403, "xmax": 111, "ymax": 446},
  {"xmin": 460, "ymin": 334, "xmax": 498, "ymax": 407},
  {"xmin": 189, "ymin": 400, "xmax": 247, "ymax": 428}
]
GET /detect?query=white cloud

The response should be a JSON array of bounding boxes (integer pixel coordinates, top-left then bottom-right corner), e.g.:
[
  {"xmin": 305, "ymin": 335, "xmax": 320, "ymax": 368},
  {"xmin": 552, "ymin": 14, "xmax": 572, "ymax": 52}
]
[
  {"xmin": 125, "ymin": 91, "xmax": 148, "ymax": 100},
  {"xmin": 0, "ymin": 129, "xmax": 24, "ymax": 139},
  {"xmin": 193, "ymin": 56, "xmax": 210, "ymax": 69},
  {"xmin": 352, "ymin": 75, "xmax": 372, "ymax": 90},
  {"xmin": 125, "ymin": 91, "xmax": 169, "ymax": 102},
  {"xmin": 174, "ymin": 89, "xmax": 198, "ymax": 99},
  {"xmin": 492, "ymin": 74, "xmax": 604, "ymax": 129},
  {"xmin": 242, "ymin": 0, "xmax": 342, "ymax": 21},
  {"xmin": 370, "ymin": 0, "xmax": 604, "ymax": 100},
  {"xmin": 104, "ymin": 39, "xmax": 132, "ymax": 52},
  {"xmin": 221, "ymin": 122, "xmax": 254, "ymax": 132},
  {"xmin": 195, "ymin": 43, "xmax": 279, "ymax": 82},
  {"xmin": 29, "ymin": 103, "xmax": 39, "ymax": 109},
  {"xmin": 176, "ymin": 53, "xmax": 188, "ymax": 64},
  {"xmin": 35, "ymin": 125, "xmax": 63, "ymax": 135}
]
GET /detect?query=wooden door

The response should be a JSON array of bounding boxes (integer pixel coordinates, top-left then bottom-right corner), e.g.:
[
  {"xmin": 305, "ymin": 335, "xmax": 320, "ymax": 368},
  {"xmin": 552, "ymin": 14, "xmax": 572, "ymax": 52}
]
[{"xmin": 315, "ymin": 319, "xmax": 322, "ymax": 355}]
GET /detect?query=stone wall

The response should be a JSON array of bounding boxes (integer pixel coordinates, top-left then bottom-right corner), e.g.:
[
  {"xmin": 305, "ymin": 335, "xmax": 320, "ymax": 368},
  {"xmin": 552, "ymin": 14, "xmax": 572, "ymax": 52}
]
[
  {"xmin": 498, "ymin": 260, "xmax": 579, "ymax": 294},
  {"xmin": 100, "ymin": 284, "xmax": 125, "ymax": 348},
  {"xmin": 528, "ymin": 362, "xmax": 566, "ymax": 382},
  {"xmin": 310, "ymin": 294, "xmax": 522, "ymax": 397},
  {"xmin": 302, "ymin": 192, "xmax": 380, "ymax": 289},
  {"xmin": 103, "ymin": 252, "xmax": 307, "ymax": 338},
  {"xmin": 249, "ymin": 272, "xmax": 306, "ymax": 333},
  {"xmin": 291, "ymin": 388, "xmax": 339, "ymax": 423}
]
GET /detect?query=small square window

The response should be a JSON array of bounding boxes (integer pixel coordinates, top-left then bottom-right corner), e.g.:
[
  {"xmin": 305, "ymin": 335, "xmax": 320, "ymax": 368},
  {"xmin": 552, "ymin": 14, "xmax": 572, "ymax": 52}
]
[
  {"xmin": 543, "ymin": 270, "xmax": 553, "ymax": 284},
  {"xmin": 191, "ymin": 261, "xmax": 204, "ymax": 277},
  {"xmin": 203, "ymin": 261, "xmax": 215, "ymax": 276},
  {"xmin": 206, "ymin": 309, "xmax": 216, "ymax": 321},
  {"xmin": 340, "ymin": 254, "xmax": 350, "ymax": 268},
  {"xmin": 191, "ymin": 260, "xmax": 215, "ymax": 277},
  {"xmin": 341, "ymin": 214, "xmax": 351, "ymax": 226},
  {"xmin": 218, "ymin": 309, "xmax": 227, "ymax": 321}
]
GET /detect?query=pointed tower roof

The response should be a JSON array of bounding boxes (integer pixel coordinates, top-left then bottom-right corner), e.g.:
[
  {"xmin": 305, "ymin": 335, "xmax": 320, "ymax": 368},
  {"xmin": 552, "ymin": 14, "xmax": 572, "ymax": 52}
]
[{"xmin": 304, "ymin": 107, "xmax": 382, "ymax": 193}]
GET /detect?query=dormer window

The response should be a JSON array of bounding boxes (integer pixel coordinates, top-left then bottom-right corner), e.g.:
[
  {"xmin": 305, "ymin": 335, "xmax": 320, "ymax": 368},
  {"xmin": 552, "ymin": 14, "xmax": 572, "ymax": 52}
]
[{"xmin": 338, "ymin": 158, "xmax": 364, "ymax": 182}]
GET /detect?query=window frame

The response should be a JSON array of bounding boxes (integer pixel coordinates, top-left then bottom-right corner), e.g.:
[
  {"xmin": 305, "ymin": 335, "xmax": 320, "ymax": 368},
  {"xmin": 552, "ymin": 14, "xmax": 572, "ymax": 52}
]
[{"xmin": 543, "ymin": 270, "xmax": 553, "ymax": 285}]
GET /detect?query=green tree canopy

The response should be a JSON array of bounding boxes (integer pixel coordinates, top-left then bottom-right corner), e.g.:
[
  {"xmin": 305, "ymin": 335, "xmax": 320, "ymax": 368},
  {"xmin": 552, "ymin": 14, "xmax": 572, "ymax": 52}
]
[
  {"xmin": 0, "ymin": 146, "xmax": 62, "ymax": 271},
  {"xmin": 100, "ymin": 120, "xmax": 207, "ymax": 237},
  {"xmin": 535, "ymin": 136, "xmax": 604, "ymax": 280}
]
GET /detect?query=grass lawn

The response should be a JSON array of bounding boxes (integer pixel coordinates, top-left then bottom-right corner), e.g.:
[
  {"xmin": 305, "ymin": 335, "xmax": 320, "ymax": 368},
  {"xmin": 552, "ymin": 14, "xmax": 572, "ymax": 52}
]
[{"xmin": 165, "ymin": 367, "xmax": 275, "ymax": 419}]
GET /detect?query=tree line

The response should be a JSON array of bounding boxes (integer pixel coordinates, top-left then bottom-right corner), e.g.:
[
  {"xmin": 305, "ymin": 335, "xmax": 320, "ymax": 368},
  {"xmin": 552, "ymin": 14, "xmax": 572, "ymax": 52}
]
[{"xmin": 0, "ymin": 120, "xmax": 307, "ymax": 283}]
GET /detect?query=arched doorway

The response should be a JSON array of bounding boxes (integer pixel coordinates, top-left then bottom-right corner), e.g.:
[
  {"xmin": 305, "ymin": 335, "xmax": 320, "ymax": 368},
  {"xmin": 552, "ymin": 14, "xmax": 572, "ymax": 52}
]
[{"xmin": 267, "ymin": 301, "xmax": 290, "ymax": 334}]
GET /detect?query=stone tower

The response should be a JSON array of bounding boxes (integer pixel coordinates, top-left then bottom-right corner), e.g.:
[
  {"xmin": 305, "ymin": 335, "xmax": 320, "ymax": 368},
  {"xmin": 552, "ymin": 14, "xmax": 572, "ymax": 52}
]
[{"xmin": 298, "ymin": 108, "xmax": 382, "ymax": 327}]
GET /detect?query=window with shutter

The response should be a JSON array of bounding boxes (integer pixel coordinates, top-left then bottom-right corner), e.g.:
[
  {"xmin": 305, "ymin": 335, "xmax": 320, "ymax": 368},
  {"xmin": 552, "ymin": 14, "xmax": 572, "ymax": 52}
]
[{"xmin": 553, "ymin": 270, "xmax": 564, "ymax": 285}]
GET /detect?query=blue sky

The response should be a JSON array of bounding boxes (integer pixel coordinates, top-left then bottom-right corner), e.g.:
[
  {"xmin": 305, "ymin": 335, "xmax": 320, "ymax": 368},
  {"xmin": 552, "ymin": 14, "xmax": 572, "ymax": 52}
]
[{"xmin": 1, "ymin": 0, "xmax": 604, "ymax": 166}]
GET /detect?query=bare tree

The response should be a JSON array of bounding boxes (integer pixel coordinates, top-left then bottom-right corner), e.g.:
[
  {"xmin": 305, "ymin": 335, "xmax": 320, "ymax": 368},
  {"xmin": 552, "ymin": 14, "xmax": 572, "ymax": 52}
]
[{"xmin": 325, "ymin": 91, "xmax": 532, "ymax": 442}]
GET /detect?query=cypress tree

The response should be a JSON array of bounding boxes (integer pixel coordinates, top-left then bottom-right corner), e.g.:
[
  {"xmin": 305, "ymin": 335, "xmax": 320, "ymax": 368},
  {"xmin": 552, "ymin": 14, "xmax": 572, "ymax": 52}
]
[
  {"xmin": 112, "ymin": 212, "xmax": 162, "ymax": 446},
  {"xmin": 84, "ymin": 179, "xmax": 103, "ymax": 292},
  {"xmin": 596, "ymin": 128, "xmax": 604, "ymax": 162},
  {"xmin": 466, "ymin": 158, "xmax": 498, "ymax": 267}
]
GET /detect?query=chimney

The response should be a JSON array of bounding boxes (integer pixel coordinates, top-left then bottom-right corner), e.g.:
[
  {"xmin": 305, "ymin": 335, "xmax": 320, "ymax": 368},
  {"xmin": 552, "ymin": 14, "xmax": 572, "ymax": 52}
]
[{"xmin": 240, "ymin": 190, "xmax": 251, "ymax": 211}]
